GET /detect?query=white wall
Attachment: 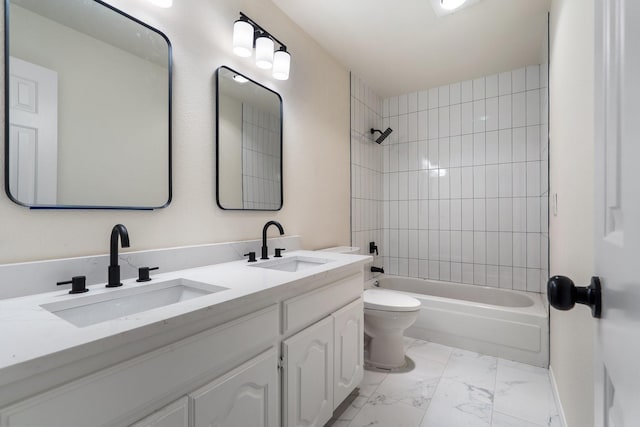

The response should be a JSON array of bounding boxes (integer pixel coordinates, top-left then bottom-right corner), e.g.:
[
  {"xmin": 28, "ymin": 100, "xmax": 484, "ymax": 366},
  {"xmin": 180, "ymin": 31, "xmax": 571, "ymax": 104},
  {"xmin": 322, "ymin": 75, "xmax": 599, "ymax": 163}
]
[
  {"xmin": 0, "ymin": 0, "xmax": 351, "ymax": 265},
  {"xmin": 549, "ymin": 0, "xmax": 595, "ymax": 425}
]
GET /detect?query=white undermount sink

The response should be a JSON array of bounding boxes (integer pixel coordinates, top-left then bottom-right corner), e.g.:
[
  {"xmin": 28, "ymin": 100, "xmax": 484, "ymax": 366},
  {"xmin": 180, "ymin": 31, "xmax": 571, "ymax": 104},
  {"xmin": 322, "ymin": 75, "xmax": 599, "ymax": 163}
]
[
  {"xmin": 41, "ymin": 278, "xmax": 227, "ymax": 328},
  {"xmin": 250, "ymin": 255, "xmax": 332, "ymax": 272}
]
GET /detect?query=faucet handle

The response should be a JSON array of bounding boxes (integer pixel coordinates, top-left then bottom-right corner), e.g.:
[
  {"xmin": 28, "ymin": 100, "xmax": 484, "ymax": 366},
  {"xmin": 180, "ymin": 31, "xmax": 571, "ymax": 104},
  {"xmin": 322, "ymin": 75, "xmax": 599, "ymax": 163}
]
[
  {"xmin": 274, "ymin": 248, "xmax": 286, "ymax": 258},
  {"xmin": 244, "ymin": 252, "xmax": 257, "ymax": 263},
  {"xmin": 369, "ymin": 241, "xmax": 378, "ymax": 256},
  {"xmin": 57, "ymin": 276, "xmax": 88, "ymax": 294},
  {"xmin": 137, "ymin": 266, "xmax": 159, "ymax": 282}
]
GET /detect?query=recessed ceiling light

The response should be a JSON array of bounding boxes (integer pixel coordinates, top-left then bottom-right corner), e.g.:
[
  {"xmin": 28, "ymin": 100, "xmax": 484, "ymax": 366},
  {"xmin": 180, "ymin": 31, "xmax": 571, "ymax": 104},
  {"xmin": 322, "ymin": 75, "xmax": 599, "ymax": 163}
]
[
  {"xmin": 440, "ymin": 0, "xmax": 467, "ymax": 10},
  {"xmin": 233, "ymin": 74, "xmax": 249, "ymax": 83},
  {"xmin": 432, "ymin": 0, "xmax": 480, "ymax": 16}
]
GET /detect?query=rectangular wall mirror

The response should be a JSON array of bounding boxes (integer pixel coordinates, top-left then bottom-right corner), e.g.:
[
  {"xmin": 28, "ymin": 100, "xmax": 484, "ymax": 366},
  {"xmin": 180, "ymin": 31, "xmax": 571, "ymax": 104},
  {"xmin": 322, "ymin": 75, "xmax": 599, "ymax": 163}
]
[
  {"xmin": 216, "ymin": 66, "xmax": 282, "ymax": 210},
  {"xmin": 5, "ymin": 0, "xmax": 172, "ymax": 209}
]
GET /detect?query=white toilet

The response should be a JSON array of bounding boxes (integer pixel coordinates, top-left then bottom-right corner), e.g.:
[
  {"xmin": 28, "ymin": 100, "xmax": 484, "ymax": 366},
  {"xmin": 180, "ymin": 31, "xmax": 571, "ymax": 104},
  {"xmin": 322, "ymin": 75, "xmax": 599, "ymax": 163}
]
[{"xmin": 363, "ymin": 288, "xmax": 421, "ymax": 369}]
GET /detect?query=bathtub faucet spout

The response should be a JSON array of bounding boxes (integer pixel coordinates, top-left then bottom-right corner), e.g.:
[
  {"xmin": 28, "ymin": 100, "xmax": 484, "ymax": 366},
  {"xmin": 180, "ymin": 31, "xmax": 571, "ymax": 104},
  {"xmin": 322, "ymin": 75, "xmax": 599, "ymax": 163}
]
[{"xmin": 371, "ymin": 266, "xmax": 384, "ymax": 274}]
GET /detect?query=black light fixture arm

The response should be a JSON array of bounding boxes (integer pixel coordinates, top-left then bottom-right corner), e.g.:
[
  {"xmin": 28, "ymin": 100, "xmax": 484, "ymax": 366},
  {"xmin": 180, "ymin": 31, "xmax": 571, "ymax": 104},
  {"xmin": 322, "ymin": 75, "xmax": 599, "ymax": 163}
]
[{"xmin": 238, "ymin": 12, "xmax": 288, "ymax": 52}]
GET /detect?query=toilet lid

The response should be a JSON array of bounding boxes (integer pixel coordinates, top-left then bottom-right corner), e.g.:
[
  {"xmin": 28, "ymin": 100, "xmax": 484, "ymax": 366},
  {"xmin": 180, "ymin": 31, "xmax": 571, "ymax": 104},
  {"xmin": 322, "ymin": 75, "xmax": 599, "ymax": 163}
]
[{"xmin": 363, "ymin": 289, "xmax": 421, "ymax": 312}]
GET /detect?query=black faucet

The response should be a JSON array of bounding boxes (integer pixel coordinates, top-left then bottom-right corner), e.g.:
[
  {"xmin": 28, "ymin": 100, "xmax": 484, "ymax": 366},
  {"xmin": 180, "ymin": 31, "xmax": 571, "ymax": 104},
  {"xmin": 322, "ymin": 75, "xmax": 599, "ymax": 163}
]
[
  {"xmin": 261, "ymin": 220, "xmax": 284, "ymax": 260},
  {"xmin": 369, "ymin": 242, "xmax": 379, "ymax": 255},
  {"xmin": 107, "ymin": 224, "xmax": 130, "ymax": 288},
  {"xmin": 371, "ymin": 266, "xmax": 384, "ymax": 274}
]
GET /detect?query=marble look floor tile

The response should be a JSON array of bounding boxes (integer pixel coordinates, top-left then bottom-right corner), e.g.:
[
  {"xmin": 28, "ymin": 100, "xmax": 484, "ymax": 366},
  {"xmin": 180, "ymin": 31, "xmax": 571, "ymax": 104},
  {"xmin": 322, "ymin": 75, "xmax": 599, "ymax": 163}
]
[
  {"xmin": 403, "ymin": 336, "xmax": 417, "ymax": 351},
  {"xmin": 368, "ymin": 359, "xmax": 446, "ymax": 410},
  {"xmin": 548, "ymin": 414, "xmax": 562, "ymax": 427},
  {"xmin": 348, "ymin": 400, "xmax": 425, "ymax": 427},
  {"xmin": 441, "ymin": 349, "xmax": 498, "ymax": 390},
  {"xmin": 406, "ymin": 340, "xmax": 453, "ymax": 365},
  {"xmin": 498, "ymin": 358, "xmax": 549, "ymax": 376},
  {"xmin": 494, "ymin": 363, "xmax": 558, "ymax": 426},
  {"xmin": 324, "ymin": 418, "xmax": 350, "ymax": 427},
  {"xmin": 491, "ymin": 411, "xmax": 545, "ymax": 427},
  {"xmin": 351, "ymin": 339, "xmax": 557, "ymax": 427},
  {"xmin": 359, "ymin": 369, "xmax": 388, "ymax": 397},
  {"xmin": 420, "ymin": 378, "xmax": 493, "ymax": 427},
  {"xmin": 334, "ymin": 396, "xmax": 368, "ymax": 421}
]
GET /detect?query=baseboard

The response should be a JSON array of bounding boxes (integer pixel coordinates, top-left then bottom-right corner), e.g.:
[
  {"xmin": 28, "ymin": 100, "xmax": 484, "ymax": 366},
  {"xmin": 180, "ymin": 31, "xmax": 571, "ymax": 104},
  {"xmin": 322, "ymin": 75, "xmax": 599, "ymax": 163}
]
[{"xmin": 549, "ymin": 365, "xmax": 568, "ymax": 427}]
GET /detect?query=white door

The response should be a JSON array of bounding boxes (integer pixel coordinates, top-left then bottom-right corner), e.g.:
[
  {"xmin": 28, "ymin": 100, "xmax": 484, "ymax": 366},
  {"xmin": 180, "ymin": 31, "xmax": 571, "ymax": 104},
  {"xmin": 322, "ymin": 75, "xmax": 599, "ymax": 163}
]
[
  {"xmin": 282, "ymin": 316, "xmax": 334, "ymax": 427},
  {"xmin": 593, "ymin": 0, "xmax": 640, "ymax": 425},
  {"xmin": 8, "ymin": 57, "xmax": 58, "ymax": 205},
  {"xmin": 190, "ymin": 348, "xmax": 279, "ymax": 427},
  {"xmin": 333, "ymin": 298, "xmax": 364, "ymax": 409}
]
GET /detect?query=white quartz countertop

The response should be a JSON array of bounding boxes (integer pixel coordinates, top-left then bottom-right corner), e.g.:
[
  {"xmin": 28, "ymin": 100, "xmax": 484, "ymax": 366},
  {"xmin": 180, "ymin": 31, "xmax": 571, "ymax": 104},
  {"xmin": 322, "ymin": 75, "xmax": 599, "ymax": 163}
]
[{"xmin": 0, "ymin": 250, "xmax": 371, "ymax": 389}]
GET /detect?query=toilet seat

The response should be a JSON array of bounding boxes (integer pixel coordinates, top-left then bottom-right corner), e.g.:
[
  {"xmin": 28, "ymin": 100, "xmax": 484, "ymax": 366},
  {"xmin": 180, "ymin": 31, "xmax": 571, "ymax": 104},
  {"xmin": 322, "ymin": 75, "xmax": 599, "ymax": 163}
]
[{"xmin": 363, "ymin": 289, "xmax": 421, "ymax": 312}]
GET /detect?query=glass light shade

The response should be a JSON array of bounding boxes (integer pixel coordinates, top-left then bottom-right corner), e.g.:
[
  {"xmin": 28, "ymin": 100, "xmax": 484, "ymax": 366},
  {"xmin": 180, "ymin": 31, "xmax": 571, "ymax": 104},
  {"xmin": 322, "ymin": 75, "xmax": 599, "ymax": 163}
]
[
  {"xmin": 272, "ymin": 49, "xmax": 290, "ymax": 80},
  {"xmin": 233, "ymin": 20, "xmax": 253, "ymax": 57},
  {"xmin": 440, "ymin": 0, "xmax": 467, "ymax": 9},
  {"xmin": 148, "ymin": 0, "xmax": 172, "ymax": 7},
  {"xmin": 255, "ymin": 36, "xmax": 274, "ymax": 69}
]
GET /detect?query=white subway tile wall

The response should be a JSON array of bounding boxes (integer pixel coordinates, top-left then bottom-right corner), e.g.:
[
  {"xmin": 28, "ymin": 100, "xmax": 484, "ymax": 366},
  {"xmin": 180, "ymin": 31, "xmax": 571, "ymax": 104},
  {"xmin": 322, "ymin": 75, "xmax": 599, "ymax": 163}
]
[
  {"xmin": 242, "ymin": 104, "xmax": 281, "ymax": 209},
  {"xmin": 351, "ymin": 65, "xmax": 549, "ymax": 292},
  {"xmin": 350, "ymin": 74, "xmax": 384, "ymax": 280}
]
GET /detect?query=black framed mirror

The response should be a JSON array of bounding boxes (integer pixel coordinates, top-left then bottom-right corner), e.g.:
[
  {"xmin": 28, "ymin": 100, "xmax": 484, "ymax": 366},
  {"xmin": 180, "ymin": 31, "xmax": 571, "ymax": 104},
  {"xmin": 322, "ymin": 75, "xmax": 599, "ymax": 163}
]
[
  {"xmin": 5, "ymin": 0, "xmax": 172, "ymax": 209},
  {"xmin": 216, "ymin": 66, "xmax": 282, "ymax": 210}
]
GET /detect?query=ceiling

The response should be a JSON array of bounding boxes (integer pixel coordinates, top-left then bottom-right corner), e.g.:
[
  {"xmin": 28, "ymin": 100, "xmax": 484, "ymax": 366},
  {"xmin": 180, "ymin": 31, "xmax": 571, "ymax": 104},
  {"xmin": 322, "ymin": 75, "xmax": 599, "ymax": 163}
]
[{"xmin": 272, "ymin": 0, "xmax": 551, "ymax": 98}]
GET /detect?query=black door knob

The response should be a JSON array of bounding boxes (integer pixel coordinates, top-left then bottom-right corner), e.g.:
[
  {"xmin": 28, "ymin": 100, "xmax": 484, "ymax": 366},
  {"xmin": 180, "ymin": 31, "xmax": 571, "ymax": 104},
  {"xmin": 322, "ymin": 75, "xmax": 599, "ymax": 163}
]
[{"xmin": 547, "ymin": 275, "xmax": 602, "ymax": 318}]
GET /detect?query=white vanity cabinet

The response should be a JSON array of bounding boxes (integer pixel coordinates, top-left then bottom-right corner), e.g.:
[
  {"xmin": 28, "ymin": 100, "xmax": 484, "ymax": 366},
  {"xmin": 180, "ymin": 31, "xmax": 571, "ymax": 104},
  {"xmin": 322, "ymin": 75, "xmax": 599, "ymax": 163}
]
[
  {"xmin": 281, "ymin": 273, "xmax": 364, "ymax": 427},
  {"xmin": 131, "ymin": 348, "xmax": 279, "ymax": 427},
  {"xmin": 130, "ymin": 397, "xmax": 189, "ymax": 427},
  {"xmin": 190, "ymin": 348, "xmax": 279, "ymax": 427},
  {"xmin": 0, "ymin": 305, "xmax": 279, "ymax": 427},
  {"xmin": 0, "ymin": 261, "xmax": 367, "ymax": 427},
  {"xmin": 283, "ymin": 316, "xmax": 335, "ymax": 427},
  {"xmin": 333, "ymin": 298, "xmax": 364, "ymax": 408}
]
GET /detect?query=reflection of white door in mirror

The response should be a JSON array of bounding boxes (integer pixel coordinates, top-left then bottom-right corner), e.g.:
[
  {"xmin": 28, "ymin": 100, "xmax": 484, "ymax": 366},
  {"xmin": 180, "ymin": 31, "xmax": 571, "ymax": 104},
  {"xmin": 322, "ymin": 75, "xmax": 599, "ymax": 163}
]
[{"xmin": 9, "ymin": 57, "xmax": 58, "ymax": 205}]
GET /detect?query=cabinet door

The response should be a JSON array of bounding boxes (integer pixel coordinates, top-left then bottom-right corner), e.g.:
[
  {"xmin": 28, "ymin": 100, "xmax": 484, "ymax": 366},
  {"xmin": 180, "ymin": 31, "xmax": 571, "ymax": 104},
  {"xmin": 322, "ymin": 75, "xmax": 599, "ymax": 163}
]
[
  {"xmin": 130, "ymin": 397, "xmax": 189, "ymax": 427},
  {"xmin": 282, "ymin": 316, "xmax": 334, "ymax": 427},
  {"xmin": 191, "ymin": 348, "xmax": 278, "ymax": 427},
  {"xmin": 333, "ymin": 298, "xmax": 364, "ymax": 409}
]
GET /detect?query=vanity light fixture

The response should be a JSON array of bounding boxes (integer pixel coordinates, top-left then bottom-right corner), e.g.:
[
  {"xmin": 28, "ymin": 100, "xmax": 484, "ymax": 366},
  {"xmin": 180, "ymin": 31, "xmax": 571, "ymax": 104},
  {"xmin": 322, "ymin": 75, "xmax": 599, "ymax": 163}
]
[
  {"xmin": 232, "ymin": 12, "xmax": 291, "ymax": 80},
  {"xmin": 147, "ymin": 0, "xmax": 173, "ymax": 8}
]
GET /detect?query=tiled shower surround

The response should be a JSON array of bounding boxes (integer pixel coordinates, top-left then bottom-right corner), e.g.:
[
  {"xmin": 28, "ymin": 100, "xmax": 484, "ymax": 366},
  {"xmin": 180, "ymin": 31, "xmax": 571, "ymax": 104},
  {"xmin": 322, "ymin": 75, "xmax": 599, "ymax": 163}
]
[
  {"xmin": 351, "ymin": 67, "xmax": 549, "ymax": 292},
  {"xmin": 350, "ymin": 76, "xmax": 384, "ymax": 281}
]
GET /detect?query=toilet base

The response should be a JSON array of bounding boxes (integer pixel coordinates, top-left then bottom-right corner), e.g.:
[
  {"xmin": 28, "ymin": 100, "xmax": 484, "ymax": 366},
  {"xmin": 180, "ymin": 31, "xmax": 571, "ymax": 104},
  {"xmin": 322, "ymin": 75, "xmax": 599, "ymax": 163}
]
[{"xmin": 365, "ymin": 333, "xmax": 407, "ymax": 369}]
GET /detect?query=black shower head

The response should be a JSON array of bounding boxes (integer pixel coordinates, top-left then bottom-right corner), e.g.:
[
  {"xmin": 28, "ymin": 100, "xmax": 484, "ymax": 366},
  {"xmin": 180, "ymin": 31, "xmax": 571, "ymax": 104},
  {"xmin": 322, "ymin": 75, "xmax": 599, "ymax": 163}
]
[{"xmin": 370, "ymin": 127, "xmax": 393, "ymax": 144}]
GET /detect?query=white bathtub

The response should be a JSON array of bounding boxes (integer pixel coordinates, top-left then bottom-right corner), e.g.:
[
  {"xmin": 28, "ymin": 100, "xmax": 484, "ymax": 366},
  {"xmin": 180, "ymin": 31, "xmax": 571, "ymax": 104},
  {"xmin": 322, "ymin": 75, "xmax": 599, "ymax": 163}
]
[{"xmin": 370, "ymin": 276, "xmax": 549, "ymax": 367}]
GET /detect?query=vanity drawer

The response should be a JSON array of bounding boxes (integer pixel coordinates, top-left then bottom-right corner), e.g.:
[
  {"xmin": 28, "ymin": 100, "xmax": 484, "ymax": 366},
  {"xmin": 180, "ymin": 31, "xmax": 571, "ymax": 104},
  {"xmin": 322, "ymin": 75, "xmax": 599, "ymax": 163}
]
[
  {"xmin": 0, "ymin": 305, "xmax": 279, "ymax": 427},
  {"xmin": 281, "ymin": 272, "xmax": 363, "ymax": 334}
]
